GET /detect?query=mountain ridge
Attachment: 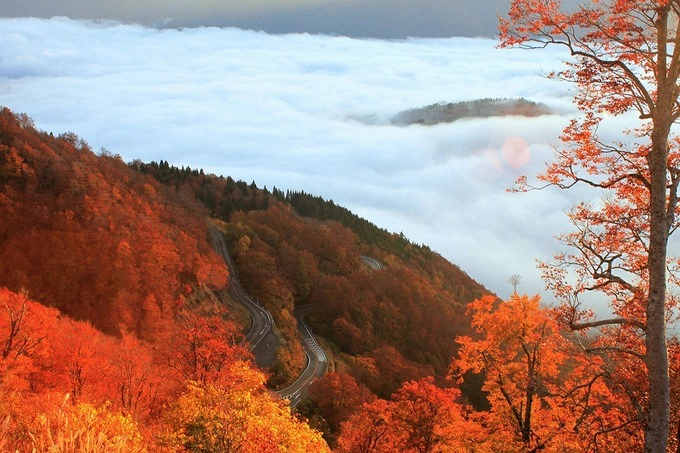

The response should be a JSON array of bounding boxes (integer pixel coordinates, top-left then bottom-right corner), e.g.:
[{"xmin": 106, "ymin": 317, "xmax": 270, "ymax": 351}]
[{"xmin": 0, "ymin": 107, "xmax": 492, "ymax": 449}]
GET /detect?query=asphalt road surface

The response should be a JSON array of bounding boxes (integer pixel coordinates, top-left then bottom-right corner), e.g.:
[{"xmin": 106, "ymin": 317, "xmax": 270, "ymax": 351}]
[
  {"xmin": 361, "ymin": 255, "xmax": 383, "ymax": 270},
  {"xmin": 209, "ymin": 224, "xmax": 327, "ymax": 403},
  {"xmin": 210, "ymin": 225, "xmax": 383, "ymax": 406},
  {"xmin": 209, "ymin": 225, "xmax": 273, "ymax": 350},
  {"xmin": 275, "ymin": 305, "xmax": 328, "ymax": 406}
]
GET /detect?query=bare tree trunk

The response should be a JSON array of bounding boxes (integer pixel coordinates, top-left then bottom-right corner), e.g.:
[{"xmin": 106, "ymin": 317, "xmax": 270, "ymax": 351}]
[{"xmin": 644, "ymin": 127, "xmax": 671, "ymax": 452}]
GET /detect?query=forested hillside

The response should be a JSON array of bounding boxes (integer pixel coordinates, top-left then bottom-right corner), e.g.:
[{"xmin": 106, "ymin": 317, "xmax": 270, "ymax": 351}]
[
  {"xmin": 133, "ymin": 159, "xmax": 489, "ymax": 397},
  {"xmin": 0, "ymin": 108, "xmax": 328, "ymax": 451},
  {"xmin": 0, "ymin": 110, "xmax": 229, "ymax": 338},
  {"xmin": 2, "ymin": 107, "xmax": 671, "ymax": 452},
  {"xmin": 131, "ymin": 156, "xmax": 658, "ymax": 452},
  {"xmin": 1, "ymin": 107, "xmax": 494, "ymax": 450}
]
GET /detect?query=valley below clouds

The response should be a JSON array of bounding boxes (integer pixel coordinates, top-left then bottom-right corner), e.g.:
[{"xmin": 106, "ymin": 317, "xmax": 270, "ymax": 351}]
[{"xmin": 1, "ymin": 17, "xmax": 587, "ymax": 300}]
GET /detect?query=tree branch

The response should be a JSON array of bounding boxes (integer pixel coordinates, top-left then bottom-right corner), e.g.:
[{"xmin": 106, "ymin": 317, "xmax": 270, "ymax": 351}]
[
  {"xmin": 584, "ymin": 346, "xmax": 645, "ymax": 361},
  {"xmin": 569, "ymin": 317, "xmax": 645, "ymax": 331}
]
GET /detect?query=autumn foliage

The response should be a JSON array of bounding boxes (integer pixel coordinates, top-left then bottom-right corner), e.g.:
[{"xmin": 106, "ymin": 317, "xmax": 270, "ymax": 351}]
[
  {"xmin": 9, "ymin": 26, "xmax": 680, "ymax": 445},
  {"xmin": 0, "ymin": 108, "xmax": 227, "ymax": 337},
  {"xmin": 218, "ymin": 205, "xmax": 482, "ymax": 395},
  {"xmin": 0, "ymin": 109, "xmax": 328, "ymax": 451},
  {"xmin": 0, "ymin": 285, "xmax": 327, "ymax": 452},
  {"xmin": 136, "ymin": 157, "xmax": 488, "ymax": 390},
  {"xmin": 500, "ymin": 0, "xmax": 680, "ymax": 449},
  {"xmin": 329, "ymin": 291, "xmax": 666, "ymax": 452},
  {"xmin": 452, "ymin": 293, "xmax": 640, "ymax": 451},
  {"xmin": 5, "ymin": 92, "xmax": 680, "ymax": 450},
  {"xmin": 162, "ymin": 365, "xmax": 328, "ymax": 452},
  {"xmin": 336, "ymin": 377, "xmax": 482, "ymax": 453}
]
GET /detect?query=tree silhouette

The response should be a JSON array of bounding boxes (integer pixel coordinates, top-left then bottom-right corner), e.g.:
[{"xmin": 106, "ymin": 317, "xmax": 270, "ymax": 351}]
[{"xmin": 507, "ymin": 274, "xmax": 522, "ymax": 293}]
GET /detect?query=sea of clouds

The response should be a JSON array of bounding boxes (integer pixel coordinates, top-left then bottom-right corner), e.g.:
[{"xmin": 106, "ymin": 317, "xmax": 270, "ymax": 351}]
[{"xmin": 1, "ymin": 17, "xmax": 600, "ymax": 301}]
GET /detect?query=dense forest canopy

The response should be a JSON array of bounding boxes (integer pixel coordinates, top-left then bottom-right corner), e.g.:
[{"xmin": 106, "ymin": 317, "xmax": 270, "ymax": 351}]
[
  {"xmin": 0, "ymin": 109, "xmax": 229, "ymax": 337},
  {"xmin": 132, "ymin": 157, "xmax": 489, "ymax": 395},
  {"xmin": 0, "ymin": 107, "xmax": 329, "ymax": 451}
]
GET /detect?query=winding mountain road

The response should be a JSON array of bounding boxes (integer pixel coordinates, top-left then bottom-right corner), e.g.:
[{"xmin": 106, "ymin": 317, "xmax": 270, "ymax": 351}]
[
  {"xmin": 208, "ymin": 224, "xmax": 328, "ymax": 406},
  {"xmin": 209, "ymin": 225, "xmax": 273, "ymax": 349},
  {"xmin": 275, "ymin": 305, "xmax": 328, "ymax": 406},
  {"xmin": 361, "ymin": 255, "xmax": 383, "ymax": 270}
]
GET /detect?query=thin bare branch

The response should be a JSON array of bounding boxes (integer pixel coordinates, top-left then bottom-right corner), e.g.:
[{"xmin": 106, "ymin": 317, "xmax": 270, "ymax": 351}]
[{"xmin": 569, "ymin": 317, "xmax": 646, "ymax": 331}]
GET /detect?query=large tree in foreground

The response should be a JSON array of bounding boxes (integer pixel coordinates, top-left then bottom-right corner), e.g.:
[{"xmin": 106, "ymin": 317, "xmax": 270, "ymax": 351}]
[
  {"xmin": 500, "ymin": 1, "xmax": 680, "ymax": 450},
  {"xmin": 452, "ymin": 293, "xmax": 638, "ymax": 451}
]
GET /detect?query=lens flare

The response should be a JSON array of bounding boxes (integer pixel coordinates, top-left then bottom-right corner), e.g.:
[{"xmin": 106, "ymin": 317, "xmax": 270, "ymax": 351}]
[{"xmin": 501, "ymin": 136, "xmax": 531, "ymax": 169}]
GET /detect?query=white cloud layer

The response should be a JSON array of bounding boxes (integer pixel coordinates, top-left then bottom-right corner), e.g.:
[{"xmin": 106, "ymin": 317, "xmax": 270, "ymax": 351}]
[{"xmin": 0, "ymin": 17, "xmax": 588, "ymax": 301}]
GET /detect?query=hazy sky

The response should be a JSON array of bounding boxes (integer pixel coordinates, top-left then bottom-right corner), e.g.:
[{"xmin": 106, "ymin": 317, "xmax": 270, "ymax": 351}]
[
  {"xmin": 0, "ymin": 17, "xmax": 592, "ymax": 302},
  {"xmin": 0, "ymin": 0, "xmax": 510, "ymax": 38}
]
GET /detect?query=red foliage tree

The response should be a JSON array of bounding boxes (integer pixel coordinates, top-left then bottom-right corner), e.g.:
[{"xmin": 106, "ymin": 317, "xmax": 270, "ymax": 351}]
[
  {"xmin": 452, "ymin": 293, "xmax": 638, "ymax": 451},
  {"xmin": 337, "ymin": 377, "xmax": 481, "ymax": 453},
  {"xmin": 336, "ymin": 399, "xmax": 394, "ymax": 453},
  {"xmin": 0, "ymin": 287, "xmax": 58, "ymax": 406},
  {"xmin": 165, "ymin": 308, "xmax": 250, "ymax": 385},
  {"xmin": 307, "ymin": 372, "xmax": 375, "ymax": 440},
  {"xmin": 107, "ymin": 331, "xmax": 164, "ymax": 419},
  {"xmin": 501, "ymin": 2, "xmax": 680, "ymax": 449}
]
